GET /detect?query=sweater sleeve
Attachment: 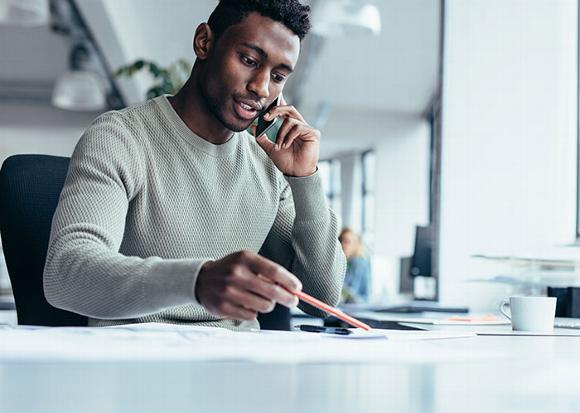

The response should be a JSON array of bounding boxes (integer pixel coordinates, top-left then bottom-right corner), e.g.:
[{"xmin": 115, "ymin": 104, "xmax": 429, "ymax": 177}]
[
  {"xmin": 258, "ymin": 170, "xmax": 346, "ymax": 318},
  {"xmin": 43, "ymin": 113, "xmax": 204, "ymax": 319}
]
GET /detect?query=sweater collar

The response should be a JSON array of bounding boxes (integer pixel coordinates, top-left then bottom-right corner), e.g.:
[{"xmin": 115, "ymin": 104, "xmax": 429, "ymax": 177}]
[{"xmin": 154, "ymin": 95, "xmax": 240, "ymax": 158}]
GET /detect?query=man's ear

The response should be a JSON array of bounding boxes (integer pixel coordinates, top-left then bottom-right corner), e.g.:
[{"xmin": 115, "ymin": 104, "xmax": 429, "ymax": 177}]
[{"xmin": 193, "ymin": 23, "xmax": 214, "ymax": 60}]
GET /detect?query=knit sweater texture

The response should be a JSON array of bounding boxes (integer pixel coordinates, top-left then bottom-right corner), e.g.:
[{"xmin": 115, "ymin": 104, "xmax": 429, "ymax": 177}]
[{"xmin": 43, "ymin": 96, "xmax": 346, "ymax": 330}]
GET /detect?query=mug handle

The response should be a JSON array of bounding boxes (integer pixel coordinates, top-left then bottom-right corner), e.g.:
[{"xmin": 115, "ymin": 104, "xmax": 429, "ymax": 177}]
[{"xmin": 499, "ymin": 299, "xmax": 511, "ymax": 320}]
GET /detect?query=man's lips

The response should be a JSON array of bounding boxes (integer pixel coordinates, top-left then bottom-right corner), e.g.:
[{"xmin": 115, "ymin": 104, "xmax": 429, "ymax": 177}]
[{"xmin": 233, "ymin": 98, "xmax": 261, "ymax": 121}]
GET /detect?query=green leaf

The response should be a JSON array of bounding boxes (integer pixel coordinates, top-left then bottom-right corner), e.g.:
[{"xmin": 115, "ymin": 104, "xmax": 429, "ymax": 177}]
[
  {"xmin": 148, "ymin": 63, "xmax": 161, "ymax": 77},
  {"xmin": 146, "ymin": 86, "xmax": 164, "ymax": 99},
  {"xmin": 160, "ymin": 79, "xmax": 174, "ymax": 94},
  {"xmin": 113, "ymin": 66, "xmax": 128, "ymax": 77}
]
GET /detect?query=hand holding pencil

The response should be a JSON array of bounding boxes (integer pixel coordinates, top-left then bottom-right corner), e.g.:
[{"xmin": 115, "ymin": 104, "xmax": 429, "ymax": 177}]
[{"xmin": 196, "ymin": 251, "xmax": 370, "ymax": 330}]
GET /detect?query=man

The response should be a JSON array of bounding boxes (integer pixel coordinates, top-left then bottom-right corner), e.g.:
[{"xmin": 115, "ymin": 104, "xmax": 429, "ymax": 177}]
[{"xmin": 44, "ymin": 0, "xmax": 346, "ymax": 330}]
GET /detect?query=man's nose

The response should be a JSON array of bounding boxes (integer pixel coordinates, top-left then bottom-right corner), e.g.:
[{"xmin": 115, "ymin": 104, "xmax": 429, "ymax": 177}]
[{"xmin": 247, "ymin": 69, "xmax": 270, "ymax": 99}]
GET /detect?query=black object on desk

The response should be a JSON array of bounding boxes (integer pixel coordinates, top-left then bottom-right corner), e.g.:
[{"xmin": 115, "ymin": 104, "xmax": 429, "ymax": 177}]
[
  {"xmin": 299, "ymin": 324, "xmax": 352, "ymax": 335},
  {"xmin": 548, "ymin": 287, "xmax": 580, "ymax": 318}
]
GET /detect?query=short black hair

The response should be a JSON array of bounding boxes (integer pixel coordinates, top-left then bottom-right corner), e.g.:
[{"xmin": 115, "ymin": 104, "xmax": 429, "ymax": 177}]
[{"xmin": 207, "ymin": 0, "xmax": 311, "ymax": 41}]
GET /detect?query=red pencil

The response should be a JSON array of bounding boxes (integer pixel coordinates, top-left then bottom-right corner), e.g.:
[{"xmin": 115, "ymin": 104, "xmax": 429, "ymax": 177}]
[{"xmin": 287, "ymin": 288, "xmax": 371, "ymax": 331}]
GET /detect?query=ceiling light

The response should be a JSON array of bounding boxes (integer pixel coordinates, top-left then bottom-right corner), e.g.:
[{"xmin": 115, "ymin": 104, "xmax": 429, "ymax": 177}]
[
  {"xmin": 52, "ymin": 71, "xmax": 107, "ymax": 111},
  {"xmin": 311, "ymin": 0, "xmax": 381, "ymax": 38},
  {"xmin": 52, "ymin": 43, "xmax": 107, "ymax": 111},
  {"xmin": 0, "ymin": 0, "xmax": 49, "ymax": 27}
]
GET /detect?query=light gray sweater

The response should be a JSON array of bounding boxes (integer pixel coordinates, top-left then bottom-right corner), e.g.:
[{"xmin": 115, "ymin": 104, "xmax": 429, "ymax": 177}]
[{"xmin": 43, "ymin": 96, "xmax": 346, "ymax": 330}]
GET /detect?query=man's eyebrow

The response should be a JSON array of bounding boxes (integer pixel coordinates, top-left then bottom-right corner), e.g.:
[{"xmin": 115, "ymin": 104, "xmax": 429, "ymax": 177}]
[
  {"xmin": 242, "ymin": 42, "xmax": 267, "ymax": 58},
  {"xmin": 241, "ymin": 42, "xmax": 294, "ymax": 73}
]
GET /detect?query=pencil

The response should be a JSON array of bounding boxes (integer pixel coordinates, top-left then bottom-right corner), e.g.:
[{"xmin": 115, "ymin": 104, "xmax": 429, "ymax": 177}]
[{"xmin": 287, "ymin": 288, "xmax": 371, "ymax": 331}]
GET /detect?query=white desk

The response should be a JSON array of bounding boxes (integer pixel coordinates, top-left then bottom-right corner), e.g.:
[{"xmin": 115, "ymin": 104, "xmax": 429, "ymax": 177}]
[{"xmin": 1, "ymin": 326, "xmax": 579, "ymax": 413}]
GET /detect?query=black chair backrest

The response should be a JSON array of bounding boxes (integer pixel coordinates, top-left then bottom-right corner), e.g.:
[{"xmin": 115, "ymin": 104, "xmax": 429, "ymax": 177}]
[
  {"xmin": 0, "ymin": 154, "xmax": 88, "ymax": 326},
  {"xmin": 257, "ymin": 304, "xmax": 290, "ymax": 331}
]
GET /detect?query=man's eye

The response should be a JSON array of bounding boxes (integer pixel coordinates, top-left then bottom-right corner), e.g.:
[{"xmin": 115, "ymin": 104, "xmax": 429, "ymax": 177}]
[
  {"xmin": 241, "ymin": 56, "xmax": 257, "ymax": 67},
  {"xmin": 272, "ymin": 73, "xmax": 286, "ymax": 83}
]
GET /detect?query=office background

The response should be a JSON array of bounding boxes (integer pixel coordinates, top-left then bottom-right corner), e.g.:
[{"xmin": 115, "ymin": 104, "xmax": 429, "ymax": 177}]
[{"xmin": 0, "ymin": 0, "xmax": 578, "ymax": 314}]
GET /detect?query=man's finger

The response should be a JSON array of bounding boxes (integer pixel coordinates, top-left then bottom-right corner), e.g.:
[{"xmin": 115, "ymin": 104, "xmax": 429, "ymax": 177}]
[
  {"xmin": 239, "ymin": 253, "xmax": 302, "ymax": 292},
  {"xmin": 229, "ymin": 271, "xmax": 298, "ymax": 307},
  {"xmin": 256, "ymin": 274, "xmax": 299, "ymax": 308},
  {"xmin": 219, "ymin": 301, "xmax": 258, "ymax": 321},
  {"xmin": 254, "ymin": 133, "xmax": 276, "ymax": 155},
  {"xmin": 265, "ymin": 105, "xmax": 306, "ymax": 124},
  {"xmin": 282, "ymin": 125, "xmax": 303, "ymax": 149},
  {"xmin": 223, "ymin": 284, "xmax": 276, "ymax": 313},
  {"xmin": 252, "ymin": 264, "xmax": 302, "ymax": 293},
  {"xmin": 274, "ymin": 118, "xmax": 297, "ymax": 149}
]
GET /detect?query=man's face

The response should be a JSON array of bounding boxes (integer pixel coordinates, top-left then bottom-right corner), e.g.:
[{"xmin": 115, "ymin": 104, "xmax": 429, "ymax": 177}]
[{"xmin": 199, "ymin": 12, "xmax": 301, "ymax": 132}]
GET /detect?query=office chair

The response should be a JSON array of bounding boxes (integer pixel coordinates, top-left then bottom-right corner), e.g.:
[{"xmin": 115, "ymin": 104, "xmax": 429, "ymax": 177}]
[
  {"xmin": 0, "ymin": 154, "xmax": 87, "ymax": 326},
  {"xmin": 0, "ymin": 154, "xmax": 290, "ymax": 329}
]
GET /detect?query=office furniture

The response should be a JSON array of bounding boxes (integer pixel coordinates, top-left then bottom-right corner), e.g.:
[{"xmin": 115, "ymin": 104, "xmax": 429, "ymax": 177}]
[
  {"xmin": 0, "ymin": 155, "xmax": 289, "ymax": 329},
  {"xmin": 1, "ymin": 327, "xmax": 579, "ymax": 413},
  {"xmin": 0, "ymin": 155, "xmax": 87, "ymax": 326}
]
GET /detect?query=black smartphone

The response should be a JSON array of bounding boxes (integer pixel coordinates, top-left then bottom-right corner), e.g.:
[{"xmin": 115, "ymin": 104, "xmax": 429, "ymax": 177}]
[
  {"xmin": 298, "ymin": 324, "xmax": 352, "ymax": 335},
  {"xmin": 254, "ymin": 96, "xmax": 281, "ymax": 142}
]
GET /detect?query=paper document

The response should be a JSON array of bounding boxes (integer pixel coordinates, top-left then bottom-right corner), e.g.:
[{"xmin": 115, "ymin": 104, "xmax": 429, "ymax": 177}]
[
  {"xmin": 320, "ymin": 328, "xmax": 476, "ymax": 340},
  {"xmin": 0, "ymin": 323, "xmax": 482, "ymax": 364}
]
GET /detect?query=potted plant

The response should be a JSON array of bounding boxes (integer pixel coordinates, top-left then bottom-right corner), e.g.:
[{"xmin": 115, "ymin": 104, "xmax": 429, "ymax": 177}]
[{"xmin": 115, "ymin": 58, "xmax": 191, "ymax": 99}]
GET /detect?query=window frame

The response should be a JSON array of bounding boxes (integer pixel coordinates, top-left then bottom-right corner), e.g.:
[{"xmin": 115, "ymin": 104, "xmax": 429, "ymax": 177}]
[{"xmin": 576, "ymin": 1, "xmax": 580, "ymax": 239}]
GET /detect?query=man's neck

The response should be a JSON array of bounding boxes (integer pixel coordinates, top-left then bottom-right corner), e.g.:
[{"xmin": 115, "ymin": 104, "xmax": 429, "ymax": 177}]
[{"xmin": 168, "ymin": 78, "xmax": 233, "ymax": 145}]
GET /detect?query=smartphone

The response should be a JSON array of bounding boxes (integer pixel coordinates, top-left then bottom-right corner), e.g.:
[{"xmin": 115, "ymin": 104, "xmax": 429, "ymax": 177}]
[
  {"xmin": 254, "ymin": 96, "xmax": 281, "ymax": 143},
  {"xmin": 298, "ymin": 324, "xmax": 352, "ymax": 335}
]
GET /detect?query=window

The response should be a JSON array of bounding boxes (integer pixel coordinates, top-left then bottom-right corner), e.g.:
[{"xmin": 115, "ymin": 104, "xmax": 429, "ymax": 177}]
[
  {"xmin": 318, "ymin": 159, "xmax": 341, "ymax": 219},
  {"xmin": 577, "ymin": 10, "xmax": 580, "ymax": 239},
  {"xmin": 319, "ymin": 151, "xmax": 376, "ymax": 249},
  {"xmin": 362, "ymin": 151, "xmax": 375, "ymax": 247}
]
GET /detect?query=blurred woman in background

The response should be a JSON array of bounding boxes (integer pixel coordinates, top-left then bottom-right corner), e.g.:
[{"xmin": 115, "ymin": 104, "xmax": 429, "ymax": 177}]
[{"xmin": 339, "ymin": 228, "xmax": 371, "ymax": 303}]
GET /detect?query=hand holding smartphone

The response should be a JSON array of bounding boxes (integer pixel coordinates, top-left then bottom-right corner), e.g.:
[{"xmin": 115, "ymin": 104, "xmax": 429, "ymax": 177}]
[{"xmin": 250, "ymin": 94, "xmax": 320, "ymax": 178}]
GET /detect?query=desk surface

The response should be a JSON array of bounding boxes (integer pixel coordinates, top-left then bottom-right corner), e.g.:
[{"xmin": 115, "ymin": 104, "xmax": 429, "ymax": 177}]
[{"xmin": 1, "ymin": 325, "xmax": 580, "ymax": 413}]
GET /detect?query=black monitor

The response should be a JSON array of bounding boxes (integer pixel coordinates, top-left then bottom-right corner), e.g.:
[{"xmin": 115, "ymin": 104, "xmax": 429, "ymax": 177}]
[
  {"xmin": 410, "ymin": 225, "xmax": 432, "ymax": 278},
  {"xmin": 392, "ymin": 225, "xmax": 468, "ymax": 310}
]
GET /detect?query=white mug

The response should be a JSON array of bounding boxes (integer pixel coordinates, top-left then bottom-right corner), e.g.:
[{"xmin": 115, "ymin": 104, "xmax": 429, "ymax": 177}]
[{"xmin": 499, "ymin": 296, "xmax": 557, "ymax": 332}]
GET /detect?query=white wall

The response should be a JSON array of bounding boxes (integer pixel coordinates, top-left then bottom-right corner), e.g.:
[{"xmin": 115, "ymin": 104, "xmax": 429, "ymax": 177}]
[
  {"xmin": 439, "ymin": 0, "xmax": 578, "ymax": 309},
  {"xmin": 0, "ymin": 103, "xmax": 96, "ymax": 163},
  {"xmin": 372, "ymin": 120, "xmax": 431, "ymax": 300}
]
